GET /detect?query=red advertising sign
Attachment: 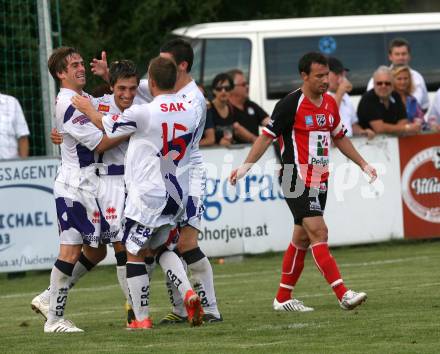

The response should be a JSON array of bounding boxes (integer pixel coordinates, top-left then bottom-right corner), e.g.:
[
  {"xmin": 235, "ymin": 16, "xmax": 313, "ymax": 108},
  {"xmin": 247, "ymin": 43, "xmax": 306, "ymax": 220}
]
[{"xmin": 399, "ymin": 133, "xmax": 440, "ymax": 239}]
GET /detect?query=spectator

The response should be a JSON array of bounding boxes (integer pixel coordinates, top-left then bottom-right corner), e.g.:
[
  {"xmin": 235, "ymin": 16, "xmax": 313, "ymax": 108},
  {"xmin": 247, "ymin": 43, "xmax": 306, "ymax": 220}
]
[
  {"xmin": 227, "ymin": 69, "xmax": 270, "ymax": 143},
  {"xmin": 426, "ymin": 89, "xmax": 440, "ymax": 132},
  {"xmin": 207, "ymin": 73, "xmax": 236, "ymax": 146},
  {"xmin": 0, "ymin": 92, "xmax": 30, "ymax": 159},
  {"xmin": 196, "ymin": 82, "xmax": 215, "ymax": 146},
  {"xmin": 327, "ymin": 57, "xmax": 375, "ymax": 139},
  {"xmin": 367, "ymin": 37, "xmax": 429, "ymax": 111},
  {"xmin": 391, "ymin": 65, "xmax": 425, "ymax": 124},
  {"xmin": 358, "ymin": 66, "xmax": 421, "ymax": 135}
]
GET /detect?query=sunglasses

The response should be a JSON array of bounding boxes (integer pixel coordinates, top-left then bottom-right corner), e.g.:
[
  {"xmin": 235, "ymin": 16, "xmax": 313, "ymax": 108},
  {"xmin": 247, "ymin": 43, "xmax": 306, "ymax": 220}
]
[
  {"xmin": 375, "ymin": 81, "xmax": 392, "ymax": 87},
  {"xmin": 214, "ymin": 85, "xmax": 232, "ymax": 92}
]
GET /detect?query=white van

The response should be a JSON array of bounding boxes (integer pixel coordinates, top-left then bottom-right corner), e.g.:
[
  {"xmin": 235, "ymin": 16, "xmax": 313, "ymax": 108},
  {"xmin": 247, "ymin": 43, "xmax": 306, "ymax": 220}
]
[{"xmin": 172, "ymin": 13, "xmax": 440, "ymax": 114}]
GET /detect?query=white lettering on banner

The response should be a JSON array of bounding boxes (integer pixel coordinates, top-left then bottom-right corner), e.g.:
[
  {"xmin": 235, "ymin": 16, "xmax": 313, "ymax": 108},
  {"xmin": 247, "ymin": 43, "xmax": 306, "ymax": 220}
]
[
  {"xmin": 401, "ymin": 147, "xmax": 440, "ymax": 223},
  {"xmin": 411, "ymin": 178, "xmax": 440, "ymax": 195}
]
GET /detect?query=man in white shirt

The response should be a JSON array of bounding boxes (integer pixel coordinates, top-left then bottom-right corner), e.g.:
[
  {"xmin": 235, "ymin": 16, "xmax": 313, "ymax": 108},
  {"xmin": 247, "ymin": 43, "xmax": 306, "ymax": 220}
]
[
  {"xmin": 92, "ymin": 39, "xmax": 222, "ymax": 323},
  {"xmin": 72, "ymin": 56, "xmax": 204, "ymax": 329},
  {"xmin": 31, "ymin": 60, "xmax": 139, "ymax": 328},
  {"xmin": 42, "ymin": 47, "xmax": 125, "ymax": 333},
  {"xmin": 366, "ymin": 38, "xmax": 429, "ymax": 111},
  {"xmin": 0, "ymin": 92, "xmax": 29, "ymax": 159},
  {"xmin": 327, "ymin": 57, "xmax": 375, "ymax": 139}
]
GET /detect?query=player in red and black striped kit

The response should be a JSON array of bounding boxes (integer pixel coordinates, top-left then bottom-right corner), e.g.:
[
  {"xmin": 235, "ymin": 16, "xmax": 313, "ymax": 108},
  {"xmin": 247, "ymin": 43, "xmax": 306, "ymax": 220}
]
[{"xmin": 230, "ymin": 52, "xmax": 377, "ymax": 312}]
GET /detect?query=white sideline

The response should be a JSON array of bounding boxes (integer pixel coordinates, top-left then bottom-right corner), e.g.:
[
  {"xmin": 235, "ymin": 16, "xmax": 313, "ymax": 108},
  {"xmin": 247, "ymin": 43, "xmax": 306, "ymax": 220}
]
[{"xmin": 0, "ymin": 254, "xmax": 437, "ymax": 300}]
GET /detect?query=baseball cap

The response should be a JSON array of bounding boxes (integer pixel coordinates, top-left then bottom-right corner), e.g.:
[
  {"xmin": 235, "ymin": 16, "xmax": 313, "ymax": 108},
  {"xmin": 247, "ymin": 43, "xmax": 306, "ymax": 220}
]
[{"xmin": 328, "ymin": 57, "xmax": 349, "ymax": 74}]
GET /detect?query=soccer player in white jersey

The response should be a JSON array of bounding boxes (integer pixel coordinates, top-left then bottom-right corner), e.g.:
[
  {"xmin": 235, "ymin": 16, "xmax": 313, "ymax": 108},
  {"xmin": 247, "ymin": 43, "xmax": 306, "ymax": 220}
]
[
  {"xmin": 132, "ymin": 39, "xmax": 222, "ymax": 323},
  {"xmin": 40, "ymin": 47, "xmax": 127, "ymax": 333},
  {"xmin": 31, "ymin": 60, "xmax": 139, "ymax": 326},
  {"xmin": 72, "ymin": 56, "xmax": 204, "ymax": 329}
]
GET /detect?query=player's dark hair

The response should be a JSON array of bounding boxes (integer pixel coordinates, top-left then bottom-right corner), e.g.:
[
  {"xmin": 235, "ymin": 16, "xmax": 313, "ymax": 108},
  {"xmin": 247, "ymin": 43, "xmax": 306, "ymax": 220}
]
[
  {"xmin": 48, "ymin": 46, "xmax": 81, "ymax": 81},
  {"xmin": 160, "ymin": 38, "xmax": 194, "ymax": 73},
  {"xmin": 298, "ymin": 52, "xmax": 328, "ymax": 75},
  {"xmin": 148, "ymin": 56, "xmax": 177, "ymax": 90},
  {"xmin": 388, "ymin": 37, "xmax": 411, "ymax": 54},
  {"xmin": 109, "ymin": 60, "xmax": 140, "ymax": 87},
  {"xmin": 211, "ymin": 73, "xmax": 234, "ymax": 91}
]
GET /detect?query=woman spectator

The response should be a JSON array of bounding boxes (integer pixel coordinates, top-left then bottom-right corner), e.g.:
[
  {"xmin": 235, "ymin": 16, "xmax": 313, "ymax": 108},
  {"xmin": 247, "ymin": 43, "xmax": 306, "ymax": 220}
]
[
  {"xmin": 207, "ymin": 73, "xmax": 236, "ymax": 146},
  {"xmin": 392, "ymin": 65, "xmax": 424, "ymax": 124}
]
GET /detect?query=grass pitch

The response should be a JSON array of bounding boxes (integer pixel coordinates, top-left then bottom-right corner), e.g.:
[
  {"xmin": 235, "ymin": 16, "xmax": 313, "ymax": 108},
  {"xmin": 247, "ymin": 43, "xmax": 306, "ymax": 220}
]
[{"xmin": 0, "ymin": 241, "xmax": 439, "ymax": 353}]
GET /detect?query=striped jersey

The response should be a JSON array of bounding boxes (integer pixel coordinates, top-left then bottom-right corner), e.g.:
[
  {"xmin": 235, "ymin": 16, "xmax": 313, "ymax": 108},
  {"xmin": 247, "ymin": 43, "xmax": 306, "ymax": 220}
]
[
  {"xmin": 102, "ymin": 93, "xmax": 198, "ymax": 228},
  {"xmin": 263, "ymin": 89, "xmax": 346, "ymax": 187}
]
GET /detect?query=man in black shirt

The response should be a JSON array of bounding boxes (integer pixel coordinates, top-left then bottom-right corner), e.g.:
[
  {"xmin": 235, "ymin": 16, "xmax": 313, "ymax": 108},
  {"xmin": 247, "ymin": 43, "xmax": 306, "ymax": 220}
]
[
  {"xmin": 358, "ymin": 66, "xmax": 421, "ymax": 135},
  {"xmin": 227, "ymin": 69, "xmax": 270, "ymax": 143}
]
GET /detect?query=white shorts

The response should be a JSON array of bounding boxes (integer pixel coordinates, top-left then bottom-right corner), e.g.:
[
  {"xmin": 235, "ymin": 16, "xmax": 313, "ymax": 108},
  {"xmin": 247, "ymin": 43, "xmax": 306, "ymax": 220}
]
[
  {"xmin": 122, "ymin": 218, "xmax": 173, "ymax": 256},
  {"xmin": 54, "ymin": 181, "xmax": 101, "ymax": 247},
  {"xmin": 97, "ymin": 175, "xmax": 126, "ymax": 244},
  {"xmin": 179, "ymin": 195, "xmax": 204, "ymax": 231}
]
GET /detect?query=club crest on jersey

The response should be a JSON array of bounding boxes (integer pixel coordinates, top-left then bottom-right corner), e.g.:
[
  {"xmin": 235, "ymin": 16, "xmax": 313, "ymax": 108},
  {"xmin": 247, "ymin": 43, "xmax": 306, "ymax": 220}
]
[
  {"xmin": 305, "ymin": 115, "xmax": 314, "ymax": 126},
  {"xmin": 316, "ymin": 114, "xmax": 326, "ymax": 127},
  {"xmin": 98, "ymin": 104, "xmax": 110, "ymax": 112},
  {"xmin": 111, "ymin": 114, "xmax": 120, "ymax": 121},
  {"xmin": 247, "ymin": 106, "xmax": 255, "ymax": 115}
]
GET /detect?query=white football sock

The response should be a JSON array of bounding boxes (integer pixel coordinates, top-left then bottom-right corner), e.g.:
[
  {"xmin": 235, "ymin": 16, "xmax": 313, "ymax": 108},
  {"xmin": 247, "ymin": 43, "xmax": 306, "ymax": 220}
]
[{"xmin": 126, "ymin": 262, "xmax": 150, "ymax": 321}]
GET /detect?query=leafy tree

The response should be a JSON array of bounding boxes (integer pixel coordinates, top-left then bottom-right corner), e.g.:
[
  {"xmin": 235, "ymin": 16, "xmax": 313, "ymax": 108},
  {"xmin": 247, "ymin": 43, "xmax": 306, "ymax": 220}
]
[{"xmin": 54, "ymin": 0, "xmax": 404, "ymax": 91}]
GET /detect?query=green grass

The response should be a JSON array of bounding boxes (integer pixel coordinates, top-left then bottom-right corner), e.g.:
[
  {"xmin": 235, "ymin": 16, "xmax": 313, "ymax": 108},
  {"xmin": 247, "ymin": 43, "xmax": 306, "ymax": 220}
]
[{"xmin": 1, "ymin": 241, "xmax": 439, "ymax": 353}]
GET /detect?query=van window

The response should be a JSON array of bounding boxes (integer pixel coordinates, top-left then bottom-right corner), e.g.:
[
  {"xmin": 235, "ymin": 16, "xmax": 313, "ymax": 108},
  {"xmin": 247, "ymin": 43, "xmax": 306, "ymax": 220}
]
[
  {"xmin": 264, "ymin": 30, "xmax": 440, "ymax": 99},
  {"xmin": 191, "ymin": 38, "xmax": 251, "ymax": 90}
]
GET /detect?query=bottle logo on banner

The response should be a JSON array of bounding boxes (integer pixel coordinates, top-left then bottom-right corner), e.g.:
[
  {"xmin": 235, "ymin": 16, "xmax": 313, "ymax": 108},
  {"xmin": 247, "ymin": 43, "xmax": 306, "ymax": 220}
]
[{"xmin": 401, "ymin": 147, "xmax": 440, "ymax": 223}]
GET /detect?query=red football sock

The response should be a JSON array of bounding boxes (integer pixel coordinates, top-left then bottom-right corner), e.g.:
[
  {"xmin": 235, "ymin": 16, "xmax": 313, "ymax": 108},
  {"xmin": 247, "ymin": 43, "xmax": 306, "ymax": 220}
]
[
  {"xmin": 311, "ymin": 242, "xmax": 347, "ymax": 301},
  {"xmin": 276, "ymin": 243, "xmax": 307, "ymax": 302}
]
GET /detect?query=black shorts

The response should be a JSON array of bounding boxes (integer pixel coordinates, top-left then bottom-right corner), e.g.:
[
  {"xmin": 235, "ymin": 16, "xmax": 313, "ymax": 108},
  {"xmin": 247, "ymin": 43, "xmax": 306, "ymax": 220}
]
[{"xmin": 280, "ymin": 173, "xmax": 328, "ymax": 225}]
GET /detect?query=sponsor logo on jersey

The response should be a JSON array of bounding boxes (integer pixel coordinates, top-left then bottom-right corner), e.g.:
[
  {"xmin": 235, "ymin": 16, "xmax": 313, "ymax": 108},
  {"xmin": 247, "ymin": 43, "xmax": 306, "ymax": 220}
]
[
  {"xmin": 309, "ymin": 198, "xmax": 322, "ymax": 211},
  {"xmin": 401, "ymin": 147, "xmax": 440, "ymax": 223},
  {"xmin": 305, "ymin": 115, "xmax": 313, "ymax": 126},
  {"xmin": 316, "ymin": 134, "xmax": 329, "ymax": 157},
  {"xmin": 92, "ymin": 210, "xmax": 100, "ymax": 224},
  {"xmin": 105, "ymin": 207, "xmax": 117, "ymax": 220},
  {"xmin": 72, "ymin": 114, "xmax": 90, "ymax": 125},
  {"xmin": 316, "ymin": 114, "xmax": 326, "ymax": 127},
  {"xmin": 329, "ymin": 114, "xmax": 334, "ymax": 126},
  {"xmin": 98, "ymin": 104, "xmax": 110, "ymax": 112}
]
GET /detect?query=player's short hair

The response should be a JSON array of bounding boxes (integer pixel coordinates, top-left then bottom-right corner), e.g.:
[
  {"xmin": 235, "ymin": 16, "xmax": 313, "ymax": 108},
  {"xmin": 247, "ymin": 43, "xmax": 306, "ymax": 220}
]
[
  {"xmin": 148, "ymin": 56, "xmax": 177, "ymax": 90},
  {"xmin": 388, "ymin": 38, "xmax": 411, "ymax": 53},
  {"xmin": 160, "ymin": 38, "xmax": 194, "ymax": 73},
  {"xmin": 48, "ymin": 46, "xmax": 81, "ymax": 81},
  {"xmin": 298, "ymin": 52, "xmax": 328, "ymax": 75},
  {"xmin": 109, "ymin": 60, "xmax": 140, "ymax": 87},
  {"xmin": 226, "ymin": 68, "xmax": 245, "ymax": 82}
]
